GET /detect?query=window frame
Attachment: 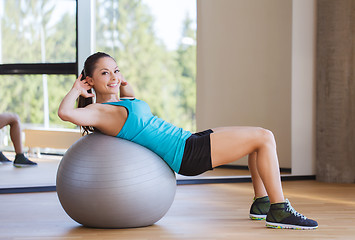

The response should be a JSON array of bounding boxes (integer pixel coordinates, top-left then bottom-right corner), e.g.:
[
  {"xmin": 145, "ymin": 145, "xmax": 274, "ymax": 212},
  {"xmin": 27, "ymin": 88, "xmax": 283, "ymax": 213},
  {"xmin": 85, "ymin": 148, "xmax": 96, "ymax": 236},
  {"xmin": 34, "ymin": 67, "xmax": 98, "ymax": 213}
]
[{"xmin": 0, "ymin": 63, "xmax": 77, "ymax": 75}]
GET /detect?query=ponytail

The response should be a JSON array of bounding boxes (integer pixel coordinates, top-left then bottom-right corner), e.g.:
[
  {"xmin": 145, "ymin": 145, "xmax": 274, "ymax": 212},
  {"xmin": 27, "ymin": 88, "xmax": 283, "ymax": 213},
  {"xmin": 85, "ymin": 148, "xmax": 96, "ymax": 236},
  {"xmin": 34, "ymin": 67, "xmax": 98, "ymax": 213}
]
[
  {"xmin": 77, "ymin": 70, "xmax": 94, "ymax": 135},
  {"xmin": 77, "ymin": 69, "xmax": 93, "ymax": 109}
]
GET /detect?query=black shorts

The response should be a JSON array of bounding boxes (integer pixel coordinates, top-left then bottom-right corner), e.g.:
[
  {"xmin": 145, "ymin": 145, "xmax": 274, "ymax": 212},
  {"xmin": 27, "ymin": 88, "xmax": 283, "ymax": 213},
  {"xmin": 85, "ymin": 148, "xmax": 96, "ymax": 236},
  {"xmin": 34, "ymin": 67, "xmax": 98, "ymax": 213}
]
[{"xmin": 178, "ymin": 129, "xmax": 214, "ymax": 176}]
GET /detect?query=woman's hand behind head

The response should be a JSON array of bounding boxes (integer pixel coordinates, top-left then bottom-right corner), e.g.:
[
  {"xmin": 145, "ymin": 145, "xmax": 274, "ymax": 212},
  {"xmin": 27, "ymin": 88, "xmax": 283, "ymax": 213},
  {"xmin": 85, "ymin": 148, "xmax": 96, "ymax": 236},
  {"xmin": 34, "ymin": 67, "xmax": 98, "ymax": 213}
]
[{"xmin": 73, "ymin": 74, "xmax": 95, "ymax": 98}]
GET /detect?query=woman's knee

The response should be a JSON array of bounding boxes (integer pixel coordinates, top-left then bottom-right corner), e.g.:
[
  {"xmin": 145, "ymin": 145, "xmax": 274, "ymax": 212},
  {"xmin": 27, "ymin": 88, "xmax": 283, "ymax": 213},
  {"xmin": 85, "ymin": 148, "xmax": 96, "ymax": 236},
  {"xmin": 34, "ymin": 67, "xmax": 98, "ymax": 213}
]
[{"xmin": 255, "ymin": 127, "xmax": 276, "ymax": 149}]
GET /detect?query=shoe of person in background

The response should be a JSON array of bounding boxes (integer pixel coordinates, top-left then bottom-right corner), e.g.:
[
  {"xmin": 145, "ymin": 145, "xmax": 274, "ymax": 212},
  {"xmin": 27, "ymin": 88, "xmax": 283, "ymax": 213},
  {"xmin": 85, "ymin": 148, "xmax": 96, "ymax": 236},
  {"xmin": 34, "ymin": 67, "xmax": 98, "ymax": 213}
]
[
  {"xmin": 13, "ymin": 153, "xmax": 37, "ymax": 167},
  {"xmin": 0, "ymin": 151, "xmax": 12, "ymax": 164}
]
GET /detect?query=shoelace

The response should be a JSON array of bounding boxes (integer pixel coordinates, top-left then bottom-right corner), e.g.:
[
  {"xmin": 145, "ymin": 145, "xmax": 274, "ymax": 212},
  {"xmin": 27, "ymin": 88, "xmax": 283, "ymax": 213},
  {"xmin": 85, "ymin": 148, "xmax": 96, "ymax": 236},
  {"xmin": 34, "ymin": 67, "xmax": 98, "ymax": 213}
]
[{"xmin": 285, "ymin": 199, "xmax": 307, "ymax": 220}]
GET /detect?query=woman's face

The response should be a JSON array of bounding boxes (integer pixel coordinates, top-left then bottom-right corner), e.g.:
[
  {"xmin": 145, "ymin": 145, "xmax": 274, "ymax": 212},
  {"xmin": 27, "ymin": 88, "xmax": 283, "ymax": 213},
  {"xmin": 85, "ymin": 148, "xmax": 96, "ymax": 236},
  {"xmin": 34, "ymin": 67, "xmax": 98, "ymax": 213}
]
[{"xmin": 89, "ymin": 57, "xmax": 123, "ymax": 95}]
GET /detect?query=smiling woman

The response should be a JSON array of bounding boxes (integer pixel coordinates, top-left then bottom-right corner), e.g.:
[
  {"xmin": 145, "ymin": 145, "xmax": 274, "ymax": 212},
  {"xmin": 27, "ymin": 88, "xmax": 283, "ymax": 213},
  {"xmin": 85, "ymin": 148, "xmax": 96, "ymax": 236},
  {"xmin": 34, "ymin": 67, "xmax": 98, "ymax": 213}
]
[
  {"xmin": 58, "ymin": 52, "xmax": 134, "ymax": 137},
  {"xmin": 58, "ymin": 51, "xmax": 318, "ymax": 230},
  {"xmin": 60, "ymin": 52, "xmax": 133, "ymax": 136}
]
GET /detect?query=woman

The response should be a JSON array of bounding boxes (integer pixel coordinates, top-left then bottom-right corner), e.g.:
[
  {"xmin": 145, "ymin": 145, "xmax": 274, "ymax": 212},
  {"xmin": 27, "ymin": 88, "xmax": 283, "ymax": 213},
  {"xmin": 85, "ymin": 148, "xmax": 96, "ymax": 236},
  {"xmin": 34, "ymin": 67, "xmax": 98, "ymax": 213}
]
[{"xmin": 58, "ymin": 52, "xmax": 318, "ymax": 230}]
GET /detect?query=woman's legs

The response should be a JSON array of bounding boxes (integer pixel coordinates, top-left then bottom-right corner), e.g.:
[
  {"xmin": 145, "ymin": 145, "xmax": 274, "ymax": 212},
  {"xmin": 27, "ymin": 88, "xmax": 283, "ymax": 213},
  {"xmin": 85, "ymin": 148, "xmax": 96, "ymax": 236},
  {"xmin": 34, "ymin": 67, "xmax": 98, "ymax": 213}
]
[
  {"xmin": 248, "ymin": 152, "xmax": 268, "ymax": 199},
  {"xmin": 0, "ymin": 113, "xmax": 23, "ymax": 154},
  {"xmin": 210, "ymin": 126, "xmax": 284, "ymax": 203},
  {"xmin": 210, "ymin": 126, "xmax": 318, "ymax": 229}
]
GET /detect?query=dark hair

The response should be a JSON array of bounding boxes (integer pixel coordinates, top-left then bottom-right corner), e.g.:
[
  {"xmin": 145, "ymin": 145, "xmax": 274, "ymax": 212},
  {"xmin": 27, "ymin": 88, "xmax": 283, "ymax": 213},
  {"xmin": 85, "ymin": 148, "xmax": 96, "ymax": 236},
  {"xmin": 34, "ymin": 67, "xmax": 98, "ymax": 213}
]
[{"xmin": 77, "ymin": 52, "xmax": 114, "ymax": 135}]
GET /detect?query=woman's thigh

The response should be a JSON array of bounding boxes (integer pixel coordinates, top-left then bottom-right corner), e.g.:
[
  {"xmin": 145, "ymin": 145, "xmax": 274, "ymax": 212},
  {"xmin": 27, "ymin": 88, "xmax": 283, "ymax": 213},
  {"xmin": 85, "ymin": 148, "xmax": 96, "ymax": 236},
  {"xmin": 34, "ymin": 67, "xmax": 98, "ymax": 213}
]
[{"xmin": 210, "ymin": 126, "xmax": 272, "ymax": 167}]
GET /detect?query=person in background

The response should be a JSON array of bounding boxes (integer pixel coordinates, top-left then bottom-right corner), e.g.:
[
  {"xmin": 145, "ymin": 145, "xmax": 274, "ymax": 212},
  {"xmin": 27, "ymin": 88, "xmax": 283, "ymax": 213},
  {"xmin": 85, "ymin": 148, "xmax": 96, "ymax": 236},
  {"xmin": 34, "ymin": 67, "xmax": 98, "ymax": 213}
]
[{"xmin": 0, "ymin": 113, "xmax": 37, "ymax": 167}]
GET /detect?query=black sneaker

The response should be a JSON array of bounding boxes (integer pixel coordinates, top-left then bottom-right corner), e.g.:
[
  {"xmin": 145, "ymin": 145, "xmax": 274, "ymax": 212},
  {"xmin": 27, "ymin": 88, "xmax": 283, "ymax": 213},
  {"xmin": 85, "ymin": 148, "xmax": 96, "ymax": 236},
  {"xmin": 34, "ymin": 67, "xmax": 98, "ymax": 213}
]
[
  {"xmin": 0, "ymin": 152, "xmax": 12, "ymax": 163},
  {"xmin": 249, "ymin": 196, "xmax": 270, "ymax": 220},
  {"xmin": 266, "ymin": 199, "xmax": 318, "ymax": 230},
  {"xmin": 13, "ymin": 153, "xmax": 37, "ymax": 167}
]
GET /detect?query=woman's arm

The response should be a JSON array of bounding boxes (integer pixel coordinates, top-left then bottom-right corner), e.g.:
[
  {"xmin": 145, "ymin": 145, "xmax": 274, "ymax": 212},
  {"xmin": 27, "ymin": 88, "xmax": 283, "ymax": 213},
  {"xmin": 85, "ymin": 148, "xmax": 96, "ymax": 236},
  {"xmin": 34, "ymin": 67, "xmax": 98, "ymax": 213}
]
[
  {"xmin": 119, "ymin": 77, "xmax": 135, "ymax": 98},
  {"xmin": 58, "ymin": 75, "xmax": 102, "ymax": 127}
]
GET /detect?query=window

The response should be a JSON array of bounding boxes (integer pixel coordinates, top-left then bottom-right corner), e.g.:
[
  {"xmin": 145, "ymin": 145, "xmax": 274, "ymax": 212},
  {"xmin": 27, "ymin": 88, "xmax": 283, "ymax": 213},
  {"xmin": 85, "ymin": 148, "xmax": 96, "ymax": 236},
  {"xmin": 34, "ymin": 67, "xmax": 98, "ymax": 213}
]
[
  {"xmin": 94, "ymin": 0, "xmax": 197, "ymax": 131},
  {"xmin": 0, "ymin": 74, "xmax": 76, "ymax": 128},
  {"xmin": 0, "ymin": 0, "xmax": 77, "ymax": 128},
  {"xmin": 0, "ymin": 0, "xmax": 77, "ymax": 151},
  {"xmin": 0, "ymin": 0, "xmax": 76, "ymax": 64},
  {"xmin": 0, "ymin": 0, "xmax": 197, "ymax": 153}
]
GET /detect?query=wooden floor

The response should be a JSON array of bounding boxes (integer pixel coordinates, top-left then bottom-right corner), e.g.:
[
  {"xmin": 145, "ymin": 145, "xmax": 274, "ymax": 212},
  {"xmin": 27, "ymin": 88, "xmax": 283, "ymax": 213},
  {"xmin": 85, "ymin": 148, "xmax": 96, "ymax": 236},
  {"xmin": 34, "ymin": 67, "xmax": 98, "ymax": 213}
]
[{"xmin": 1, "ymin": 180, "xmax": 355, "ymax": 240}]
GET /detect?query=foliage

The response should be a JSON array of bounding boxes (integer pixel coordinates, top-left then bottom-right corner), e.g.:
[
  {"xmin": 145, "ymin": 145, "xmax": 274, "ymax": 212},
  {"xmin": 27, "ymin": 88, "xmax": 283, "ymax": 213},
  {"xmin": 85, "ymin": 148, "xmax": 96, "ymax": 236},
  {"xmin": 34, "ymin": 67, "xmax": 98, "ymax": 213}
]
[{"xmin": 0, "ymin": 0, "xmax": 196, "ymax": 131}]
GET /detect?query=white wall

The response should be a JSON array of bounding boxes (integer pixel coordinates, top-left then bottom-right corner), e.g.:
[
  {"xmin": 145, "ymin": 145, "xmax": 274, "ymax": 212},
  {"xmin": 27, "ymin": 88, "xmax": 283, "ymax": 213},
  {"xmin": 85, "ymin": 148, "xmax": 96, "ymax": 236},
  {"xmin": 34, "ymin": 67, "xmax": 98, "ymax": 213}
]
[
  {"xmin": 196, "ymin": 0, "xmax": 292, "ymax": 168},
  {"xmin": 291, "ymin": 0, "xmax": 316, "ymax": 175},
  {"xmin": 196, "ymin": 0, "xmax": 316, "ymax": 174}
]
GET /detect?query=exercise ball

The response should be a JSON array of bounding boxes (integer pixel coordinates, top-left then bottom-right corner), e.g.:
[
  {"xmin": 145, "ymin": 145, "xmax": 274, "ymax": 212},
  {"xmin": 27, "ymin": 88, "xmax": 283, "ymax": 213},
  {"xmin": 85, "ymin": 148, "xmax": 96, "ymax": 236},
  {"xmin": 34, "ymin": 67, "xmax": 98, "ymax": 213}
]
[{"xmin": 56, "ymin": 132, "xmax": 176, "ymax": 228}]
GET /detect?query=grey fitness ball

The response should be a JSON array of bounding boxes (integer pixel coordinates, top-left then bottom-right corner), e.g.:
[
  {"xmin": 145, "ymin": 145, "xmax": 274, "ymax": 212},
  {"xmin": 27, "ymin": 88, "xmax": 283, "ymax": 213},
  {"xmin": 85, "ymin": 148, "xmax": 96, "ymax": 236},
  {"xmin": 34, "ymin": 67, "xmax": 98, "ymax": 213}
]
[{"xmin": 56, "ymin": 132, "xmax": 176, "ymax": 228}]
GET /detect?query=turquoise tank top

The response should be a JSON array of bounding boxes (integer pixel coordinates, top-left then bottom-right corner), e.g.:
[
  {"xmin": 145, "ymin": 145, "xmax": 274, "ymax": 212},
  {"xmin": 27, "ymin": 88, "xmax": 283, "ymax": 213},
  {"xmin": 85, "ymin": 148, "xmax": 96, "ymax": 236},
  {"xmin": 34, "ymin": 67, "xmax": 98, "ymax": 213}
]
[{"xmin": 103, "ymin": 99, "xmax": 192, "ymax": 173}]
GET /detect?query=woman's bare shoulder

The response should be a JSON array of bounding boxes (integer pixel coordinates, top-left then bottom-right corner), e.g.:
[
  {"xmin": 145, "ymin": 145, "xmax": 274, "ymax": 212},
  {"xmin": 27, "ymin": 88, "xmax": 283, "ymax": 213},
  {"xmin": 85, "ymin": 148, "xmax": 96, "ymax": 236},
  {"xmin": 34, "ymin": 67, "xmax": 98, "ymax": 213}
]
[
  {"xmin": 88, "ymin": 103, "xmax": 128, "ymax": 136},
  {"xmin": 86, "ymin": 102, "xmax": 122, "ymax": 110}
]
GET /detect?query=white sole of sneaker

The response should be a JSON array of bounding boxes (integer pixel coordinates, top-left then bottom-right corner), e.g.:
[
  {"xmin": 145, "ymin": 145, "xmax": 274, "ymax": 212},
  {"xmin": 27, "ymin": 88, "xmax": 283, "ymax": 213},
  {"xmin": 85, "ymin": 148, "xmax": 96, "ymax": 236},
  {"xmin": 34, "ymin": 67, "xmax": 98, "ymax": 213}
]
[
  {"xmin": 249, "ymin": 214, "xmax": 266, "ymax": 220},
  {"xmin": 266, "ymin": 221, "xmax": 318, "ymax": 230},
  {"xmin": 13, "ymin": 164, "xmax": 37, "ymax": 168}
]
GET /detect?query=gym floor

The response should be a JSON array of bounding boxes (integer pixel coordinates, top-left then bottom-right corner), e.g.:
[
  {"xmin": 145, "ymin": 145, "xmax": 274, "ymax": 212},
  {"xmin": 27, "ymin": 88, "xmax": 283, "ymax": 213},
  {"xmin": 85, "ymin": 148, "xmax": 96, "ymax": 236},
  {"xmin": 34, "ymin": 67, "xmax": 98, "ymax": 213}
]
[{"xmin": 1, "ymin": 180, "xmax": 355, "ymax": 240}]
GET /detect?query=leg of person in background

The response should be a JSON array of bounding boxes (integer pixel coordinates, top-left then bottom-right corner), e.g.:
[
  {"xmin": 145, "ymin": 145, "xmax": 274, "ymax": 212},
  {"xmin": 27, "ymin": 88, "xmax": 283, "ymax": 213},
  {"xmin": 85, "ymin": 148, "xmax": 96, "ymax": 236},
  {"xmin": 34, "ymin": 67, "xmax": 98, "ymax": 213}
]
[
  {"xmin": 0, "ymin": 113, "xmax": 14, "ymax": 164},
  {"xmin": 0, "ymin": 113, "xmax": 37, "ymax": 167},
  {"xmin": 210, "ymin": 126, "xmax": 318, "ymax": 230}
]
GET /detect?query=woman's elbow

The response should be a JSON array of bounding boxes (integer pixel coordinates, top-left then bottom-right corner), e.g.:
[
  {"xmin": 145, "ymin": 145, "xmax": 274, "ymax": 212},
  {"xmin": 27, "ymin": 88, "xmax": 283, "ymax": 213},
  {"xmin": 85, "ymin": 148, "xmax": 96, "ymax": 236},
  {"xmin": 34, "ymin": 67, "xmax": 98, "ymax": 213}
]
[
  {"xmin": 58, "ymin": 109, "xmax": 86, "ymax": 127},
  {"xmin": 58, "ymin": 109, "xmax": 70, "ymax": 122}
]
